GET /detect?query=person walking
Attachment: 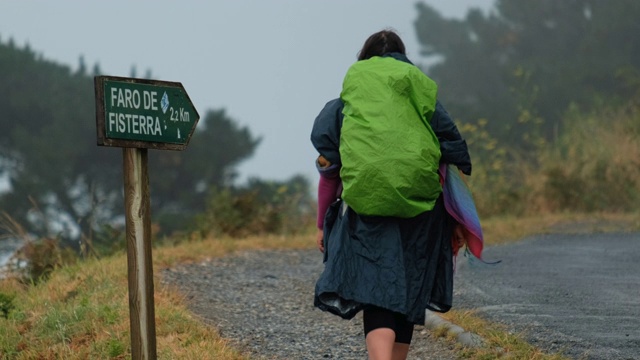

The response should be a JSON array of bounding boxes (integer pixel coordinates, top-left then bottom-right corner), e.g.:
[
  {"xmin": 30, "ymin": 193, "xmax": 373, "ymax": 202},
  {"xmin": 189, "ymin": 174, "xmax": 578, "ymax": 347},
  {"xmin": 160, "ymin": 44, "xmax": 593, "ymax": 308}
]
[{"xmin": 310, "ymin": 29, "xmax": 473, "ymax": 360}]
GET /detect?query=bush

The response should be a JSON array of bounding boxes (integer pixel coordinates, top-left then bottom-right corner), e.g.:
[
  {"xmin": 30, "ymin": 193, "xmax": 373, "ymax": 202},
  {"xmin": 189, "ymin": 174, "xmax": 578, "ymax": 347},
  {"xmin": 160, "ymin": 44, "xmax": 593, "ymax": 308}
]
[
  {"xmin": 465, "ymin": 102, "xmax": 640, "ymax": 216},
  {"xmin": 14, "ymin": 237, "xmax": 78, "ymax": 283},
  {"xmin": 458, "ymin": 119, "xmax": 530, "ymax": 216},
  {"xmin": 537, "ymin": 103, "xmax": 640, "ymax": 212},
  {"xmin": 0, "ymin": 291, "xmax": 15, "ymax": 318},
  {"xmin": 197, "ymin": 176, "xmax": 315, "ymax": 238}
]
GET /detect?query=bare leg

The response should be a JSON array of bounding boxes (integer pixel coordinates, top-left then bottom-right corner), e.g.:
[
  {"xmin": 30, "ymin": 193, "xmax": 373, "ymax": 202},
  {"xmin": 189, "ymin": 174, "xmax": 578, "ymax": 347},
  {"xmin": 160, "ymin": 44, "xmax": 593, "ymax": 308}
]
[
  {"xmin": 365, "ymin": 328, "xmax": 395, "ymax": 360},
  {"xmin": 392, "ymin": 342, "xmax": 410, "ymax": 360},
  {"xmin": 363, "ymin": 307, "xmax": 413, "ymax": 360}
]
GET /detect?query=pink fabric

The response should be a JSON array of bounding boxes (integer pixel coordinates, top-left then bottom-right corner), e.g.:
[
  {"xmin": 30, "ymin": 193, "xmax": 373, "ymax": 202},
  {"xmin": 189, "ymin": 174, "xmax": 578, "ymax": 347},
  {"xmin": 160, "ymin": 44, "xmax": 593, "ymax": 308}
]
[
  {"xmin": 439, "ymin": 163, "xmax": 484, "ymax": 260},
  {"xmin": 317, "ymin": 175, "xmax": 341, "ymax": 229}
]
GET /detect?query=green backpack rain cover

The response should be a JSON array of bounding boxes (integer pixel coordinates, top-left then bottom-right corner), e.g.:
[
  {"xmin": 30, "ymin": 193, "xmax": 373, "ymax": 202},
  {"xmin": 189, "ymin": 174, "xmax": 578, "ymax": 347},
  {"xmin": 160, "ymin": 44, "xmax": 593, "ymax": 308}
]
[{"xmin": 339, "ymin": 56, "xmax": 441, "ymax": 217}]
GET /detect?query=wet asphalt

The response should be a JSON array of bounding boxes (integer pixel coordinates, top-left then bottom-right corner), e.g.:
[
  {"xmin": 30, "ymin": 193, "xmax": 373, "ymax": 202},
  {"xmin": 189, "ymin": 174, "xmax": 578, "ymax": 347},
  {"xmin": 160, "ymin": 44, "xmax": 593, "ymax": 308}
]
[{"xmin": 453, "ymin": 232, "xmax": 640, "ymax": 359}]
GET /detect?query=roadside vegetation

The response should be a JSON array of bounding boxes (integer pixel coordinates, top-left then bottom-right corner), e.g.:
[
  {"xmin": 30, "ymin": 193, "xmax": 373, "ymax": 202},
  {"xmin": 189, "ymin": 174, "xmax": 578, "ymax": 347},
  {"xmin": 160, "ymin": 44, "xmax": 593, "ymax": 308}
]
[{"xmin": 0, "ymin": 232, "xmax": 312, "ymax": 360}]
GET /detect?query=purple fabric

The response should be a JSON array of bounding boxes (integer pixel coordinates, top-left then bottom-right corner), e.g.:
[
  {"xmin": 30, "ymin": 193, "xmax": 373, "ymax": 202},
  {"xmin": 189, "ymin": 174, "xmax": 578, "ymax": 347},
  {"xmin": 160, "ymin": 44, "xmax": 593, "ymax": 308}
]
[
  {"xmin": 317, "ymin": 163, "xmax": 342, "ymax": 229},
  {"xmin": 439, "ymin": 163, "xmax": 484, "ymax": 259}
]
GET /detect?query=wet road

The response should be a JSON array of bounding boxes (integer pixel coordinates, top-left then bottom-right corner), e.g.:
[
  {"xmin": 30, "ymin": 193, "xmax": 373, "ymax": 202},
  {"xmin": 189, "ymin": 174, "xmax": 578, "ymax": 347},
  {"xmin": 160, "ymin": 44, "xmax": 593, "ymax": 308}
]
[{"xmin": 454, "ymin": 232, "xmax": 640, "ymax": 359}]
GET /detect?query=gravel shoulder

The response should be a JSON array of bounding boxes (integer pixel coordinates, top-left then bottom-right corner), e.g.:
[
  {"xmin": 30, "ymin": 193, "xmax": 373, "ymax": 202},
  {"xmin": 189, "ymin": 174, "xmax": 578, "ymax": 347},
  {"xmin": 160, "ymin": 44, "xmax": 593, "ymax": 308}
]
[{"xmin": 162, "ymin": 249, "xmax": 460, "ymax": 360}]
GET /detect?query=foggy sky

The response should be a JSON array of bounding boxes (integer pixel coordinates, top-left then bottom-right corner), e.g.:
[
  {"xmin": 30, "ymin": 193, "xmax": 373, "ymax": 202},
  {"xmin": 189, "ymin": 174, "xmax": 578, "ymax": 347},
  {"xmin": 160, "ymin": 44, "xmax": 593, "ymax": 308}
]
[{"xmin": 0, "ymin": 1, "xmax": 493, "ymax": 185}]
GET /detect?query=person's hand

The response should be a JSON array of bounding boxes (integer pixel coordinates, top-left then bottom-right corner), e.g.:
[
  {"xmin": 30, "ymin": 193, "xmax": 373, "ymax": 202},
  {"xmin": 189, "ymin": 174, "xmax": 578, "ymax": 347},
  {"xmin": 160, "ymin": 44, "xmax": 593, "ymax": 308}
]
[{"xmin": 316, "ymin": 229, "xmax": 324, "ymax": 253}]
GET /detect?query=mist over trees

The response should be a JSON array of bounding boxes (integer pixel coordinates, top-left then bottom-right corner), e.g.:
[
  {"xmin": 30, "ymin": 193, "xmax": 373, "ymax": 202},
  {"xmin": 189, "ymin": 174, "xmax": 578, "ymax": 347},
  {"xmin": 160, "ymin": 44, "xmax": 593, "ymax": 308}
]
[
  {"xmin": 1, "ymin": 1, "xmax": 639, "ymax": 245},
  {"xmin": 0, "ymin": 38, "xmax": 294, "ymax": 244},
  {"xmin": 414, "ymin": 0, "xmax": 640, "ymax": 214},
  {"xmin": 414, "ymin": 0, "xmax": 640, "ymax": 148}
]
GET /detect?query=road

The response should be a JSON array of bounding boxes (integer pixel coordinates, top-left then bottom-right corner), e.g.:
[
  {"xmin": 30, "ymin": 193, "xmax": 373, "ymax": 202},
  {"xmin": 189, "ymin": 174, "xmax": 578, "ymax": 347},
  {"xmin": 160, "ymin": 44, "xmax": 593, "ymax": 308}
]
[{"xmin": 453, "ymin": 232, "xmax": 640, "ymax": 359}]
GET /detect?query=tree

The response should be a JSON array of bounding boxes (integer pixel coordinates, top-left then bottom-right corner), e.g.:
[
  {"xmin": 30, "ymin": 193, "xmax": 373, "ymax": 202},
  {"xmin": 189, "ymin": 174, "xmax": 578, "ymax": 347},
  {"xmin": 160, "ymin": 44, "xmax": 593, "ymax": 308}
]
[
  {"xmin": 0, "ymin": 39, "xmax": 262, "ymax": 243},
  {"xmin": 0, "ymin": 41, "xmax": 120, "ymax": 242},
  {"xmin": 414, "ymin": 0, "xmax": 640, "ymax": 146}
]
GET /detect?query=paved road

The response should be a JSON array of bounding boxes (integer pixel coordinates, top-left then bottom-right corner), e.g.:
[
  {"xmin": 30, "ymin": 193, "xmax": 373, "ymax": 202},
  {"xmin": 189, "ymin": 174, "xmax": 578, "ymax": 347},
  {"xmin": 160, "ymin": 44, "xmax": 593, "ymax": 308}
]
[{"xmin": 453, "ymin": 232, "xmax": 640, "ymax": 359}]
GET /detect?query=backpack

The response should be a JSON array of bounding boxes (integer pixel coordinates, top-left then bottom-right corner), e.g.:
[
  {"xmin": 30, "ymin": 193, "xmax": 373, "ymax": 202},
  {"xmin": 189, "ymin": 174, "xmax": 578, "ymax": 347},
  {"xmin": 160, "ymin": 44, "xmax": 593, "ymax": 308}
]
[{"xmin": 339, "ymin": 56, "xmax": 441, "ymax": 217}]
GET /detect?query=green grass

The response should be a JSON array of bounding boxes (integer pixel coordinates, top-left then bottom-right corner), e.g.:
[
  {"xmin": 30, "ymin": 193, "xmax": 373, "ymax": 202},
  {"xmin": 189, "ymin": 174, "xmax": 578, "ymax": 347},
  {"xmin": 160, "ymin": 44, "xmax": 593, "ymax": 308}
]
[{"xmin": 440, "ymin": 309, "xmax": 571, "ymax": 359}]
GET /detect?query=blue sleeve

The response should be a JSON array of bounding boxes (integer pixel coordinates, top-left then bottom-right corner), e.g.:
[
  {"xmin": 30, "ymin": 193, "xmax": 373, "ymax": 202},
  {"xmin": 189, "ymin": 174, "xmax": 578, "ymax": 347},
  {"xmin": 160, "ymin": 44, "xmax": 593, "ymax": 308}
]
[
  {"xmin": 430, "ymin": 101, "xmax": 472, "ymax": 175},
  {"xmin": 310, "ymin": 98, "xmax": 344, "ymax": 166}
]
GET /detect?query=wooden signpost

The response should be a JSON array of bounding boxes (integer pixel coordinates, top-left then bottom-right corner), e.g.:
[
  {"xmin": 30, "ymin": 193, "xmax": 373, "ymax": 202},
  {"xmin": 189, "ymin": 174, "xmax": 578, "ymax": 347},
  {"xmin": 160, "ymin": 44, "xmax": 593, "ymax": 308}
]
[{"xmin": 94, "ymin": 76, "xmax": 199, "ymax": 360}]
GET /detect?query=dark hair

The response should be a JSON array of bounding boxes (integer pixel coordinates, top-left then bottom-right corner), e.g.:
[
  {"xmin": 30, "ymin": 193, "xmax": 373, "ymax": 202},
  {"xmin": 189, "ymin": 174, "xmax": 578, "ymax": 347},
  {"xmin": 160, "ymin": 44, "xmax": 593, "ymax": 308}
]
[{"xmin": 357, "ymin": 29, "xmax": 406, "ymax": 61}]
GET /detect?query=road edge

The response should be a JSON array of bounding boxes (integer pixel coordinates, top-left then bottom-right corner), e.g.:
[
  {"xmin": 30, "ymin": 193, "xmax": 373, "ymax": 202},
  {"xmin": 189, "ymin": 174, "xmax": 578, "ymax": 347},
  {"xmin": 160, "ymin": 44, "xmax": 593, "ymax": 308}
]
[{"xmin": 424, "ymin": 310, "xmax": 486, "ymax": 348}]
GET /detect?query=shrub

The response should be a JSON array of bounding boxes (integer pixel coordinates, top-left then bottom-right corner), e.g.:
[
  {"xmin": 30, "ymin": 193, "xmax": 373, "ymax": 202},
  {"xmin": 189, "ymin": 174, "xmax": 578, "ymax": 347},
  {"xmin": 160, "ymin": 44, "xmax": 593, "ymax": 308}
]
[
  {"xmin": 197, "ymin": 176, "xmax": 315, "ymax": 238},
  {"xmin": 14, "ymin": 237, "xmax": 77, "ymax": 283},
  {"xmin": 0, "ymin": 291, "xmax": 15, "ymax": 318},
  {"xmin": 458, "ymin": 119, "xmax": 529, "ymax": 216},
  {"xmin": 537, "ymin": 103, "xmax": 640, "ymax": 212},
  {"xmin": 463, "ymin": 101, "xmax": 640, "ymax": 216}
]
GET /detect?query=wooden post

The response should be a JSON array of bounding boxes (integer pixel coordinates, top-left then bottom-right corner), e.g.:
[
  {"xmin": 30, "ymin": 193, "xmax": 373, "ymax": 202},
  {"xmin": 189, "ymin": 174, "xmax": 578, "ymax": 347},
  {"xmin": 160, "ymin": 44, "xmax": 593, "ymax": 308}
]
[
  {"xmin": 123, "ymin": 147, "xmax": 157, "ymax": 360},
  {"xmin": 95, "ymin": 76, "xmax": 199, "ymax": 360}
]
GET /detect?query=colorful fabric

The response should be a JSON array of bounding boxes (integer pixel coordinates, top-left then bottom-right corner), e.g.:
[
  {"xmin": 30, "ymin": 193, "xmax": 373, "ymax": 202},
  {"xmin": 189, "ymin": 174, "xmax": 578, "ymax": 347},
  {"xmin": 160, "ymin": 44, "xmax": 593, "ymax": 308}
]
[{"xmin": 439, "ymin": 163, "xmax": 484, "ymax": 259}]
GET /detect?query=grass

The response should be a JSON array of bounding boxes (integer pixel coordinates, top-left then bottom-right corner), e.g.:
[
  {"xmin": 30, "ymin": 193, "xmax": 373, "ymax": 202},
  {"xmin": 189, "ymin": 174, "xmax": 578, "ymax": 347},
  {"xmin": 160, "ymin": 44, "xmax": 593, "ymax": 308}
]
[
  {"xmin": 480, "ymin": 211, "xmax": 640, "ymax": 246},
  {"xmin": 0, "ymin": 232, "xmax": 313, "ymax": 360},
  {"xmin": 440, "ymin": 309, "xmax": 570, "ymax": 359},
  {"xmin": 0, "ymin": 252, "xmax": 244, "ymax": 359},
  {"xmin": 0, "ymin": 213, "xmax": 637, "ymax": 359}
]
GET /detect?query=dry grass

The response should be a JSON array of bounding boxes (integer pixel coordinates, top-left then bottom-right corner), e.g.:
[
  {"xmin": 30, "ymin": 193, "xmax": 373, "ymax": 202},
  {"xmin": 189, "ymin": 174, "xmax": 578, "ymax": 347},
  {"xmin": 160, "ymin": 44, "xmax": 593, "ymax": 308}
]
[
  {"xmin": 440, "ymin": 310, "xmax": 570, "ymax": 359},
  {"xmin": 0, "ymin": 260, "xmax": 240, "ymax": 359},
  {"xmin": 0, "ymin": 230, "xmax": 316, "ymax": 359},
  {"xmin": 153, "ymin": 231, "xmax": 315, "ymax": 269},
  {"xmin": 481, "ymin": 211, "xmax": 640, "ymax": 246}
]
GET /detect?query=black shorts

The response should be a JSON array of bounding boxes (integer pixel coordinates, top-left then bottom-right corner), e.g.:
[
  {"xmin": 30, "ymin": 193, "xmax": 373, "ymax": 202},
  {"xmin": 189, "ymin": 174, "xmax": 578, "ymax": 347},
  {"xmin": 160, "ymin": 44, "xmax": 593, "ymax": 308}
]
[{"xmin": 363, "ymin": 307, "xmax": 415, "ymax": 344}]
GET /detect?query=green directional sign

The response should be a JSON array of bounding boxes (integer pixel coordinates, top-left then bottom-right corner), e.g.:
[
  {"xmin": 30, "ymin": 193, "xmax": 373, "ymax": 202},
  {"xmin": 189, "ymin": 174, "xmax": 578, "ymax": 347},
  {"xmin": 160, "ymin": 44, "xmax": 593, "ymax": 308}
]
[{"xmin": 95, "ymin": 76, "xmax": 200, "ymax": 150}]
